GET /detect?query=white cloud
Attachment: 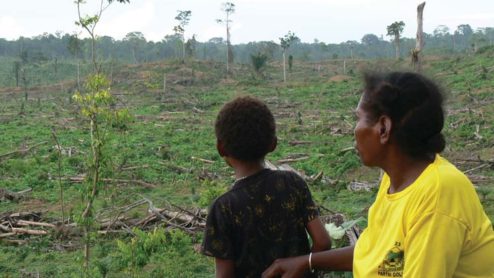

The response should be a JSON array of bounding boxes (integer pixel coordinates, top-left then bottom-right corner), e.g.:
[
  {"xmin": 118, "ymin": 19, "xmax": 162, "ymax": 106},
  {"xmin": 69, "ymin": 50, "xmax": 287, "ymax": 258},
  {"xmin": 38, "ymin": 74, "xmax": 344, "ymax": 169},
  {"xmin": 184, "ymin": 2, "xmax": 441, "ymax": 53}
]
[
  {"xmin": 0, "ymin": 16, "xmax": 24, "ymax": 40},
  {"xmin": 197, "ymin": 25, "xmax": 225, "ymax": 42},
  {"xmin": 440, "ymin": 13, "xmax": 494, "ymax": 22},
  {"xmin": 98, "ymin": 0, "xmax": 156, "ymax": 39}
]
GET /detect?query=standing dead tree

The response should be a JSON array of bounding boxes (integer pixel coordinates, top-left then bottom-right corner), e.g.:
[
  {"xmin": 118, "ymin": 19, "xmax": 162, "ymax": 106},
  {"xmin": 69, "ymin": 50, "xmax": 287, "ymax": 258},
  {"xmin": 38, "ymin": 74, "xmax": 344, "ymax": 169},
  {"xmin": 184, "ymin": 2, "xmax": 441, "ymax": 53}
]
[
  {"xmin": 412, "ymin": 2, "xmax": 426, "ymax": 72},
  {"xmin": 216, "ymin": 2, "xmax": 235, "ymax": 76}
]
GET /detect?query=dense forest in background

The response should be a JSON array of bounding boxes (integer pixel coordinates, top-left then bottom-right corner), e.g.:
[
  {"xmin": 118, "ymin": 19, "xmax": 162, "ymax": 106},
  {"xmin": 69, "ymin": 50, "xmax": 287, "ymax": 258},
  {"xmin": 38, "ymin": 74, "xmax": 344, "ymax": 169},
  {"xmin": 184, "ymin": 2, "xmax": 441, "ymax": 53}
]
[
  {"xmin": 0, "ymin": 24, "xmax": 493, "ymax": 88},
  {"xmin": 1, "ymin": 24, "xmax": 493, "ymax": 63}
]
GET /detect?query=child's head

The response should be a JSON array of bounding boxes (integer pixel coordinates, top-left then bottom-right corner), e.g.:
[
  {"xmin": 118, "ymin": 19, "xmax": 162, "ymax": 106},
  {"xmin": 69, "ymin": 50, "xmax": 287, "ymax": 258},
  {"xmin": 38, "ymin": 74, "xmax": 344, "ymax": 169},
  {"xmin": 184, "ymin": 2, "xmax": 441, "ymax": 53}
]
[{"xmin": 215, "ymin": 96, "xmax": 276, "ymax": 162}]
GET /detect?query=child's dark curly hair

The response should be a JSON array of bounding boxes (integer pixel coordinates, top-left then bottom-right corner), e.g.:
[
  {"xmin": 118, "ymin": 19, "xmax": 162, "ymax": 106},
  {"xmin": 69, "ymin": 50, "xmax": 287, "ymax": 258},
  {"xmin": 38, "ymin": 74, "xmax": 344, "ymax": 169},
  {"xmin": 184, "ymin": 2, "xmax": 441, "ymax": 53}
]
[{"xmin": 215, "ymin": 96, "xmax": 276, "ymax": 162}]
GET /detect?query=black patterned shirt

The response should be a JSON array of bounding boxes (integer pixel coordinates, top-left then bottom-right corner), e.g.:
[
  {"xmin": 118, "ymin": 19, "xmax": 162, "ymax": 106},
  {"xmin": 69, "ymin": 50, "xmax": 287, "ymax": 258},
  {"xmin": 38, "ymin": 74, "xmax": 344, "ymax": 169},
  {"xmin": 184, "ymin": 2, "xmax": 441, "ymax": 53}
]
[{"xmin": 202, "ymin": 169, "xmax": 319, "ymax": 277}]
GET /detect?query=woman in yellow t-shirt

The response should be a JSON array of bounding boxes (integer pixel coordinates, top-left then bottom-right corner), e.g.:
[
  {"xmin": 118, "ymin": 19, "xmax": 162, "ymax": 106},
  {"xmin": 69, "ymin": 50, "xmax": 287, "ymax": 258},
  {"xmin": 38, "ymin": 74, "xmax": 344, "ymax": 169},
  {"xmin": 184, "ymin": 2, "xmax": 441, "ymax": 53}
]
[{"xmin": 262, "ymin": 71, "xmax": 494, "ymax": 278}]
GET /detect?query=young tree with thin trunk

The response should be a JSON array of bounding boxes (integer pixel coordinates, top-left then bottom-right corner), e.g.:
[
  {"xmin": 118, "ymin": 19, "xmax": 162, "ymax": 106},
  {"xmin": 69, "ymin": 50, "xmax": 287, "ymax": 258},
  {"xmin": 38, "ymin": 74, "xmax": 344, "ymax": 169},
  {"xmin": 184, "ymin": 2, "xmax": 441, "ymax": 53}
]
[
  {"xmin": 387, "ymin": 21, "xmax": 405, "ymax": 60},
  {"xmin": 75, "ymin": 0, "xmax": 130, "ymax": 73},
  {"xmin": 74, "ymin": 1, "xmax": 130, "ymax": 276},
  {"xmin": 280, "ymin": 31, "xmax": 298, "ymax": 82},
  {"xmin": 216, "ymin": 2, "xmax": 235, "ymax": 75},
  {"xmin": 412, "ymin": 2, "xmax": 426, "ymax": 72},
  {"xmin": 173, "ymin": 10, "xmax": 192, "ymax": 63}
]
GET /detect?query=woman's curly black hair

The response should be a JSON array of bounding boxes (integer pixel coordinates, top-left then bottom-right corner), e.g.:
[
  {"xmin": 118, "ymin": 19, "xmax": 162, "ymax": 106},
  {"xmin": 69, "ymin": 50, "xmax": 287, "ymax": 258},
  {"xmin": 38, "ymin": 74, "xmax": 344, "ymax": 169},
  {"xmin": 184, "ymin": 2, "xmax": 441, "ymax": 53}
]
[
  {"xmin": 361, "ymin": 71, "xmax": 446, "ymax": 160},
  {"xmin": 215, "ymin": 96, "xmax": 276, "ymax": 162}
]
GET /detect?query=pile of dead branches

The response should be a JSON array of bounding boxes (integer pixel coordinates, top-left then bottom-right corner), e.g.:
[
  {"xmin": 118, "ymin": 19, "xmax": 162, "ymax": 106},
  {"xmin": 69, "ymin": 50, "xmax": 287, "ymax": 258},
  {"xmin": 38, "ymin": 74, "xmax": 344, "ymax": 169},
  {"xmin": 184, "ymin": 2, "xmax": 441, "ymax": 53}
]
[{"xmin": 0, "ymin": 198, "xmax": 206, "ymax": 244}]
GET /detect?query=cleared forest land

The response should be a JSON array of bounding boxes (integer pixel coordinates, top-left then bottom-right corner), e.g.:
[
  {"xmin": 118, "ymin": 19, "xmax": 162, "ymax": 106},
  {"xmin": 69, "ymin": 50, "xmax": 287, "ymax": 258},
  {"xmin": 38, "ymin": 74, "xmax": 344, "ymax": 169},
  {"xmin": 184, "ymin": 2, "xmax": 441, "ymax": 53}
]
[{"xmin": 0, "ymin": 49, "xmax": 493, "ymax": 277}]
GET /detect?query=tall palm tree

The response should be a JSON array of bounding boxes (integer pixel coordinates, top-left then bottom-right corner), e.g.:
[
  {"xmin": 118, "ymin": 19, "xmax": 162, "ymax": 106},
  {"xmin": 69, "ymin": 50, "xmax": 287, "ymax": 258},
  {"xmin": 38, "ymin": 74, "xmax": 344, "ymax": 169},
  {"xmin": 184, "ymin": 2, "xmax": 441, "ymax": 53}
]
[{"xmin": 387, "ymin": 21, "xmax": 405, "ymax": 60}]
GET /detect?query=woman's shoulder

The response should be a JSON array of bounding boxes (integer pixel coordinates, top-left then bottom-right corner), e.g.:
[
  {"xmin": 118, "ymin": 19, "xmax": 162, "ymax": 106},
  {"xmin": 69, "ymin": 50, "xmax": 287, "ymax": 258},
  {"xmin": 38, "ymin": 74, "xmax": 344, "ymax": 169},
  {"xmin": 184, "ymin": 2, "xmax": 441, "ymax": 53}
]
[
  {"xmin": 426, "ymin": 155, "xmax": 482, "ymax": 221},
  {"xmin": 432, "ymin": 155, "xmax": 474, "ymax": 192}
]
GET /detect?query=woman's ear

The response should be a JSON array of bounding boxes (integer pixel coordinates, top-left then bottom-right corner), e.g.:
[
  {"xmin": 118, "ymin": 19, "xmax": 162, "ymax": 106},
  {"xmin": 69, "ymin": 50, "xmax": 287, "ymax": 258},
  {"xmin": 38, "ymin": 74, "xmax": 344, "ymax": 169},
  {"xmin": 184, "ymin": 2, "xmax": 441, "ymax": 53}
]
[
  {"xmin": 216, "ymin": 140, "xmax": 227, "ymax": 157},
  {"xmin": 268, "ymin": 137, "xmax": 278, "ymax": 153},
  {"xmin": 378, "ymin": 116, "xmax": 392, "ymax": 144}
]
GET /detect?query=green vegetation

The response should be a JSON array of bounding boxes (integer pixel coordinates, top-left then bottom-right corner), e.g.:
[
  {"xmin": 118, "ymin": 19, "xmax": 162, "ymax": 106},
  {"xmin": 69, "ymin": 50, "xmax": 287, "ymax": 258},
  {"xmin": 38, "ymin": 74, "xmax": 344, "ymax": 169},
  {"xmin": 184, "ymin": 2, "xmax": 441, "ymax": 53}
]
[{"xmin": 0, "ymin": 47, "xmax": 493, "ymax": 276}]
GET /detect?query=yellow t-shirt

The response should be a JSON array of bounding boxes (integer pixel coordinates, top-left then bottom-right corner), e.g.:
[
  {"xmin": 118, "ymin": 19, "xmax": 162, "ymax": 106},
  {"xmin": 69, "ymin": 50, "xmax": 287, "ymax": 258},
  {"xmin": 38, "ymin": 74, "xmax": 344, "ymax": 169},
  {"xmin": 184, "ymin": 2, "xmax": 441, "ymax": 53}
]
[{"xmin": 353, "ymin": 155, "xmax": 494, "ymax": 277}]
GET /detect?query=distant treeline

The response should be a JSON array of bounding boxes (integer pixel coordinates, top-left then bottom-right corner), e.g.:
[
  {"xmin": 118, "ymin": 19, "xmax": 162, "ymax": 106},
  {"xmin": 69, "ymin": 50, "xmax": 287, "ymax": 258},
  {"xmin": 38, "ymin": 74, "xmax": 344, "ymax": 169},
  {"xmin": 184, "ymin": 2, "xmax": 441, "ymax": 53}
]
[{"xmin": 0, "ymin": 24, "xmax": 493, "ymax": 65}]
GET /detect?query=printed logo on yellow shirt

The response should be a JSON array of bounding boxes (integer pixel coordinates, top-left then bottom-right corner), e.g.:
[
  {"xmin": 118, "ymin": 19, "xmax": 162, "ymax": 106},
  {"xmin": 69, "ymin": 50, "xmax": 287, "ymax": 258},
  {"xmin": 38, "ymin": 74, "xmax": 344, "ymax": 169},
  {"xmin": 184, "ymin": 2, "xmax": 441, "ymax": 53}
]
[{"xmin": 378, "ymin": 242, "xmax": 404, "ymax": 277}]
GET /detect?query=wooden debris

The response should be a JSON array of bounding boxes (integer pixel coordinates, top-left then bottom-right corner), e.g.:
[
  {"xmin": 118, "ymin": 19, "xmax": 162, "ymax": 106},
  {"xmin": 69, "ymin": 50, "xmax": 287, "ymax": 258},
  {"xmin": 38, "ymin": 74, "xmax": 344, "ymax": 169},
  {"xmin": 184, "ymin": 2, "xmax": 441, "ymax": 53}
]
[
  {"xmin": 338, "ymin": 146, "xmax": 355, "ymax": 155},
  {"xmin": 67, "ymin": 176, "xmax": 157, "ymax": 189},
  {"xmin": 0, "ymin": 232, "xmax": 16, "ymax": 238},
  {"xmin": 121, "ymin": 164, "xmax": 150, "ymax": 171},
  {"xmin": 16, "ymin": 220, "xmax": 56, "ymax": 228},
  {"xmin": 468, "ymin": 175, "xmax": 494, "ymax": 183},
  {"xmin": 1, "ymin": 239, "xmax": 26, "ymax": 245},
  {"xmin": 347, "ymin": 181, "xmax": 377, "ymax": 192},
  {"xmin": 157, "ymin": 161, "xmax": 192, "ymax": 174},
  {"xmin": 191, "ymin": 156, "xmax": 215, "ymax": 164},
  {"xmin": 6, "ymin": 212, "xmax": 41, "ymax": 220},
  {"xmin": 11, "ymin": 228, "xmax": 48, "ymax": 236},
  {"xmin": 277, "ymin": 164, "xmax": 309, "ymax": 180},
  {"xmin": 311, "ymin": 171, "xmax": 324, "ymax": 183},
  {"xmin": 464, "ymin": 163, "xmax": 490, "ymax": 174},
  {"xmin": 346, "ymin": 226, "xmax": 360, "ymax": 246},
  {"xmin": 0, "ymin": 141, "xmax": 48, "ymax": 160},
  {"xmin": 198, "ymin": 169, "xmax": 219, "ymax": 181},
  {"xmin": 52, "ymin": 145, "xmax": 77, "ymax": 157},
  {"xmin": 0, "ymin": 187, "xmax": 32, "ymax": 202},
  {"xmin": 288, "ymin": 140, "xmax": 311, "ymax": 146},
  {"xmin": 0, "ymin": 196, "xmax": 207, "ymax": 240},
  {"xmin": 266, "ymin": 160, "xmax": 326, "ymax": 182},
  {"xmin": 192, "ymin": 107, "xmax": 204, "ymax": 113},
  {"xmin": 277, "ymin": 156, "xmax": 310, "ymax": 164},
  {"xmin": 264, "ymin": 160, "xmax": 278, "ymax": 170},
  {"xmin": 0, "ymin": 224, "xmax": 10, "ymax": 232}
]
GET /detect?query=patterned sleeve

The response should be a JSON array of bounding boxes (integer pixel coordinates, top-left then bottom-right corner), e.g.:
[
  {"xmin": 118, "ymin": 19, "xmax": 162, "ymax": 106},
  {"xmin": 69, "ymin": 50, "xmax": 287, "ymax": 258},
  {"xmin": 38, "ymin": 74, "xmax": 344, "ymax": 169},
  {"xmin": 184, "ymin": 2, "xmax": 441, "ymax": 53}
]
[
  {"xmin": 201, "ymin": 198, "xmax": 235, "ymax": 259},
  {"xmin": 293, "ymin": 173, "xmax": 319, "ymax": 224}
]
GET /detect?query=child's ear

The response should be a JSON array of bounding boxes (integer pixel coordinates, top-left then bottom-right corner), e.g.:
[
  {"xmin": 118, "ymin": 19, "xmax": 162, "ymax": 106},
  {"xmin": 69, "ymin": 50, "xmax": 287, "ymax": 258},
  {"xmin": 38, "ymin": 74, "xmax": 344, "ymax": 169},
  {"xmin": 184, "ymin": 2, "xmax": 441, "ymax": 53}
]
[
  {"xmin": 216, "ymin": 140, "xmax": 228, "ymax": 157},
  {"xmin": 268, "ymin": 137, "xmax": 278, "ymax": 153}
]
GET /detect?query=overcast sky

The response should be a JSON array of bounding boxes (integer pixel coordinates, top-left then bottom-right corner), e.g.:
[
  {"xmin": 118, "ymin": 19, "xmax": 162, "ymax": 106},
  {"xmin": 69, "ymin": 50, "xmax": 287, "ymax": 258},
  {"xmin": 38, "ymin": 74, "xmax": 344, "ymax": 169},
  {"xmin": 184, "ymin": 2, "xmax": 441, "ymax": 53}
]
[{"xmin": 1, "ymin": 0, "xmax": 493, "ymax": 44}]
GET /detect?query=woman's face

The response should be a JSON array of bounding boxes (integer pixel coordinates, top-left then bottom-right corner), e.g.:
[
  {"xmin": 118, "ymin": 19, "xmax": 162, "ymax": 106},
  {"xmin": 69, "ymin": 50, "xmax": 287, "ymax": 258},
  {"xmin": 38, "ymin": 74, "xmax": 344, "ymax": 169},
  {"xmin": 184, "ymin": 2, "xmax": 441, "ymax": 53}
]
[{"xmin": 354, "ymin": 97, "xmax": 381, "ymax": 167}]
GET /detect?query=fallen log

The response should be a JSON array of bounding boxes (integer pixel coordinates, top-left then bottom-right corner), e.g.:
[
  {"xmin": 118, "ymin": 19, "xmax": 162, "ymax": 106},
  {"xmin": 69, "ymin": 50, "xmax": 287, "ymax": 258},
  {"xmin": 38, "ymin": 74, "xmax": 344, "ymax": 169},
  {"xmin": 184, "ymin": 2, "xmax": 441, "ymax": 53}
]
[
  {"xmin": 191, "ymin": 156, "xmax": 215, "ymax": 164},
  {"xmin": 16, "ymin": 220, "xmax": 56, "ymax": 228},
  {"xmin": 67, "ymin": 176, "xmax": 157, "ymax": 189},
  {"xmin": 1, "ymin": 239, "xmax": 27, "ymax": 245},
  {"xmin": 0, "ymin": 232, "xmax": 16, "ymax": 238},
  {"xmin": 121, "ymin": 165, "xmax": 150, "ymax": 171},
  {"xmin": 288, "ymin": 140, "xmax": 311, "ymax": 146},
  {"xmin": 0, "ymin": 141, "xmax": 48, "ymax": 160},
  {"xmin": 277, "ymin": 156, "xmax": 310, "ymax": 164},
  {"xmin": 0, "ymin": 223, "xmax": 10, "ymax": 232},
  {"xmin": 338, "ymin": 146, "xmax": 355, "ymax": 155},
  {"xmin": 11, "ymin": 228, "xmax": 48, "ymax": 236},
  {"xmin": 6, "ymin": 212, "xmax": 41, "ymax": 221}
]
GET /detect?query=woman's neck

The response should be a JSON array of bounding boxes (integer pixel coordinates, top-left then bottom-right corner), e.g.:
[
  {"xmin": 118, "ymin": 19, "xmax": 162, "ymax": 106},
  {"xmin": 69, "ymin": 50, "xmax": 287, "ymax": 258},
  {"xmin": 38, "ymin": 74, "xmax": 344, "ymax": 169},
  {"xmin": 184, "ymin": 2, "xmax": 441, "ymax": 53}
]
[{"xmin": 382, "ymin": 154, "xmax": 434, "ymax": 194}]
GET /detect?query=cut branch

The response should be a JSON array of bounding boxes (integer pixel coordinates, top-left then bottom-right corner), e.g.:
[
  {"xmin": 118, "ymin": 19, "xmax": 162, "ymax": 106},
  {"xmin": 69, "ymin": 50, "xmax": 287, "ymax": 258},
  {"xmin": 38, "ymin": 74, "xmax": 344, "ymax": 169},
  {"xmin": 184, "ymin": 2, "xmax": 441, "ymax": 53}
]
[
  {"xmin": 191, "ymin": 156, "xmax": 215, "ymax": 164},
  {"xmin": 277, "ymin": 156, "xmax": 310, "ymax": 163},
  {"xmin": 16, "ymin": 220, "xmax": 56, "ymax": 228},
  {"xmin": 0, "ymin": 141, "xmax": 48, "ymax": 160},
  {"xmin": 11, "ymin": 228, "xmax": 48, "ymax": 236}
]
